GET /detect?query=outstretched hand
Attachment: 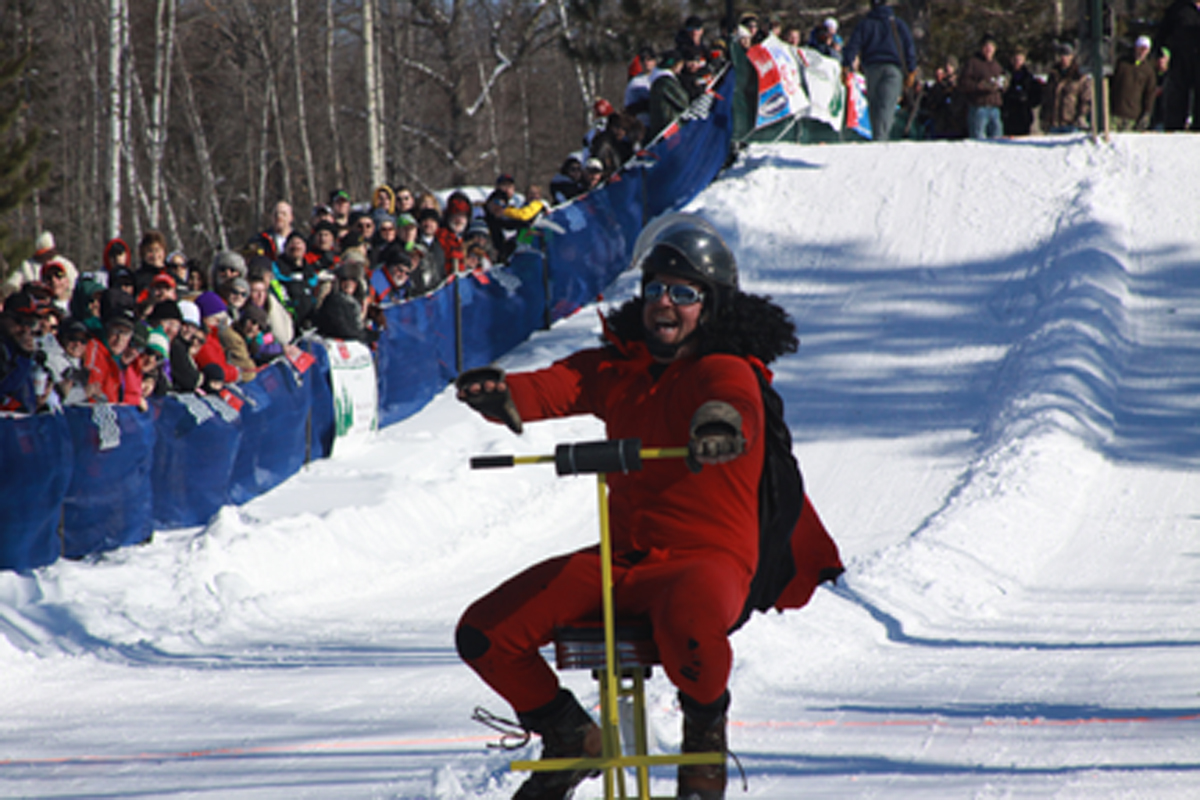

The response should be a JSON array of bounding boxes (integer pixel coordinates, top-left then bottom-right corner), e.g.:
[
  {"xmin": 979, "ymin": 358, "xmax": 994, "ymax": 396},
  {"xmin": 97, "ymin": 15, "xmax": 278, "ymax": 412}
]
[{"xmin": 455, "ymin": 366, "xmax": 523, "ymax": 434}]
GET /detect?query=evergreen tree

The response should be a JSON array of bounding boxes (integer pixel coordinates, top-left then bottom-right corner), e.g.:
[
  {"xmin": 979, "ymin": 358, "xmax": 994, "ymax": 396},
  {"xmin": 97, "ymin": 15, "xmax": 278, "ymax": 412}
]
[{"xmin": 0, "ymin": 48, "xmax": 49, "ymax": 282}]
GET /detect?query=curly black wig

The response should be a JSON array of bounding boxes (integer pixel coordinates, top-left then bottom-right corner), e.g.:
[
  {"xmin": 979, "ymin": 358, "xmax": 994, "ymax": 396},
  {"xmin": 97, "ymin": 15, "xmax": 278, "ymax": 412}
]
[{"xmin": 604, "ymin": 291, "xmax": 798, "ymax": 365}]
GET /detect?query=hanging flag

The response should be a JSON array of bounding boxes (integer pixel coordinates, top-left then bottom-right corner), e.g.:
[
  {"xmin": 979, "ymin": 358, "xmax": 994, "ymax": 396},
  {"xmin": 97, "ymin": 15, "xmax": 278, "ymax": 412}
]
[
  {"xmin": 746, "ymin": 34, "xmax": 810, "ymax": 129},
  {"xmin": 844, "ymin": 71, "xmax": 872, "ymax": 140}
]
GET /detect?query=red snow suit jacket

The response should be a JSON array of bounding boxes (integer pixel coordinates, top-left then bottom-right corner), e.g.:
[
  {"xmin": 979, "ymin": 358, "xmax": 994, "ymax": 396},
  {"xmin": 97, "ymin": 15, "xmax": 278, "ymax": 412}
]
[{"xmin": 507, "ymin": 329, "xmax": 765, "ymax": 579}]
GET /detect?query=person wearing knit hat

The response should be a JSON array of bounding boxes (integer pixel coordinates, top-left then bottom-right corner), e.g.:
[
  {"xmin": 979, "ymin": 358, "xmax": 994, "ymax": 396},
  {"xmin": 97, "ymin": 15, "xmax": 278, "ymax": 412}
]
[
  {"xmin": 6, "ymin": 230, "xmax": 79, "ymax": 292},
  {"xmin": 211, "ymin": 250, "xmax": 247, "ymax": 293},
  {"xmin": 169, "ymin": 299, "xmax": 204, "ymax": 392},
  {"xmin": 178, "ymin": 299, "xmax": 202, "ymax": 329},
  {"xmin": 194, "ymin": 291, "xmax": 228, "ymax": 323},
  {"xmin": 192, "ymin": 290, "xmax": 252, "ymax": 383}
]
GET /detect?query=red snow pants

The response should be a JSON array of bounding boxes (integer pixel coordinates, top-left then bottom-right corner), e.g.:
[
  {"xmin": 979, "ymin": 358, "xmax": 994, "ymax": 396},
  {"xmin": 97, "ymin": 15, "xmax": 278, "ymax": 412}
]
[{"xmin": 457, "ymin": 546, "xmax": 751, "ymax": 713}]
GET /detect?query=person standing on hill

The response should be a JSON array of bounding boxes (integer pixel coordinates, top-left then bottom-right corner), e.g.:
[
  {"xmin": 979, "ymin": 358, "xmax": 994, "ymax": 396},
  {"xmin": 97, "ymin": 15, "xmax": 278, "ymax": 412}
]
[
  {"xmin": 454, "ymin": 214, "xmax": 842, "ymax": 800},
  {"xmin": 1002, "ymin": 47, "xmax": 1042, "ymax": 136},
  {"xmin": 842, "ymin": 0, "xmax": 918, "ymax": 143},
  {"xmin": 1041, "ymin": 42, "xmax": 1092, "ymax": 133},
  {"xmin": 959, "ymin": 33, "xmax": 1006, "ymax": 139},
  {"xmin": 1154, "ymin": 0, "xmax": 1200, "ymax": 130},
  {"xmin": 1110, "ymin": 36, "xmax": 1160, "ymax": 131}
]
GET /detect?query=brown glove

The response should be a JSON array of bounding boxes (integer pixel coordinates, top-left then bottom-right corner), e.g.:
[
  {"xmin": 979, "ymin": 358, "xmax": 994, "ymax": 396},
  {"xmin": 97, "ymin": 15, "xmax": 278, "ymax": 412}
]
[
  {"xmin": 455, "ymin": 366, "xmax": 523, "ymax": 434},
  {"xmin": 904, "ymin": 70, "xmax": 918, "ymax": 91},
  {"xmin": 686, "ymin": 401, "xmax": 746, "ymax": 472}
]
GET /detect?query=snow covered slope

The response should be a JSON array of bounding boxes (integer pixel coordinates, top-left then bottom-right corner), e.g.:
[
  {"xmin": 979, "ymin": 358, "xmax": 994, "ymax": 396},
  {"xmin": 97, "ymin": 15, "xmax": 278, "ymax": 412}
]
[{"xmin": 3, "ymin": 134, "xmax": 1200, "ymax": 798}]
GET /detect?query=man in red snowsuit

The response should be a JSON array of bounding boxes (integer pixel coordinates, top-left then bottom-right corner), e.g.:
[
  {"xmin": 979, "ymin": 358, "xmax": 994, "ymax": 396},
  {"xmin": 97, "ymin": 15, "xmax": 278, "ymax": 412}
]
[{"xmin": 456, "ymin": 214, "xmax": 840, "ymax": 800}]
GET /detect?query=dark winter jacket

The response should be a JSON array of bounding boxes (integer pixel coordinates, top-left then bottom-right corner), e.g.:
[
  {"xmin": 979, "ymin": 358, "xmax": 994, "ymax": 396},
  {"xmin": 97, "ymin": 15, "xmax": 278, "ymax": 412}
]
[
  {"xmin": 647, "ymin": 69, "xmax": 690, "ymax": 139},
  {"xmin": 1155, "ymin": 0, "xmax": 1200, "ymax": 67},
  {"xmin": 315, "ymin": 291, "xmax": 368, "ymax": 342},
  {"xmin": 1042, "ymin": 62, "xmax": 1092, "ymax": 131},
  {"xmin": 842, "ymin": 5, "xmax": 916, "ymax": 72},
  {"xmin": 1002, "ymin": 66, "xmax": 1042, "ymax": 136},
  {"xmin": 959, "ymin": 53, "xmax": 1004, "ymax": 108},
  {"xmin": 1110, "ymin": 54, "xmax": 1158, "ymax": 125}
]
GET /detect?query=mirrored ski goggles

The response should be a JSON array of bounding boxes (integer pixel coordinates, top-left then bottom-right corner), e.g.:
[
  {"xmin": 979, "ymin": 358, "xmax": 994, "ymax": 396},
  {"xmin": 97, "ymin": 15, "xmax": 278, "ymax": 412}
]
[{"xmin": 643, "ymin": 281, "xmax": 704, "ymax": 306}]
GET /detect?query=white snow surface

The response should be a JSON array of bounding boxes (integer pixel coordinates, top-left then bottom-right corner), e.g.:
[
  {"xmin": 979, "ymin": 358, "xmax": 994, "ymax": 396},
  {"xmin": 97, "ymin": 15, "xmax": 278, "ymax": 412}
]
[{"xmin": 4, "ymin": 135, "xmax": 1200, "ymax": 798}]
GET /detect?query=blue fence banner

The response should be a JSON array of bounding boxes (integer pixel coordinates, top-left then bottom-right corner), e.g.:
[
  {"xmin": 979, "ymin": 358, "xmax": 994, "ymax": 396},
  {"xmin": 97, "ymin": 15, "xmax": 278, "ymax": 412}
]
[
  {"xmin": 62, "ymin": 404, "xmax": 156, "ymax": 558},
  {"xmin": 302, "ymin": 339, "xmax": 335, "ymax": 462},
  {"xmin": 0, "ymin": 67, "xmax": 735, "ymax": 569},
  {"xmin": 460, "ymin": 251, "xmax": 549, "ymax": 370},
  {"xmin": 0, "ymin": 412, "xmax": 71, "ymax": 571},
  {"xmin": 375, "ymin": 287, "xmax": 458, "ymax": 427},
  {"xmin": 228, "ymin": 360, "xmax": 314, "ymax": 506},
  {"xmin": 151, "ymin": 393, "xmax": 242, "ymax": 530}
]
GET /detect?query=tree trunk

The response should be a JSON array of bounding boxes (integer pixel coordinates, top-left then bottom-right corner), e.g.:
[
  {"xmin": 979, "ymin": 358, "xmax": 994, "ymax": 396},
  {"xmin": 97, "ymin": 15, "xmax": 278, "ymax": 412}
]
[
  {"xmin": 289, "ymin": 0, "xmax": 316, "ymax": 211},
  {"xmin": 325, "ymin": 0, "xmax": 344, "ymax": 189},
  {"xmin": 121, "ymin": 0, "xmax": 141, "ymax": 246},
  {"xmin": 176, "ymin": 45, "xmax": 228, "ymax": 249},
  {"xmin": 107, "ymin": 0, "xmax": 123, "ymax": 241},
  {"xmin": 364, "ymin": 0, "xmax": 385, "ymax": 188},
  {"xmin": 148, "ymin": 0, "xmax": 175, "ymax": 230}
]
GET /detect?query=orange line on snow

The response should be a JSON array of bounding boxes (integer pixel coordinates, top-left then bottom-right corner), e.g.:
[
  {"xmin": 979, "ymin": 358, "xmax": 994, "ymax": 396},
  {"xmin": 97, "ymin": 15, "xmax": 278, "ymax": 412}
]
[{"xmin": 6, "ymin": 714, "xmax": 1199, "ymax": 768}]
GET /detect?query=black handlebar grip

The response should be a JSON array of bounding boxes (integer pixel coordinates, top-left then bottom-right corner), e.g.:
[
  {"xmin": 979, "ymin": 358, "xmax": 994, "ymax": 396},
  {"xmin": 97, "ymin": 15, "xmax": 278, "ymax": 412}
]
[
  {"xmin": 554, "ymin": 438, "xmax": 643, "ymax": 476},
  {"xmin": 470, "ymin": 455, "xmax": 516, "ymax": 469}
]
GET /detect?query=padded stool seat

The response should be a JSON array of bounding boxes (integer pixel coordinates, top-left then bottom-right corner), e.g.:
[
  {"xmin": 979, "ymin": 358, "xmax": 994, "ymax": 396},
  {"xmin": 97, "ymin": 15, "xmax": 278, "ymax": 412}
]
[{"xmin": 554, "ymin": 619, "xmax": 659, "ymax": 672}]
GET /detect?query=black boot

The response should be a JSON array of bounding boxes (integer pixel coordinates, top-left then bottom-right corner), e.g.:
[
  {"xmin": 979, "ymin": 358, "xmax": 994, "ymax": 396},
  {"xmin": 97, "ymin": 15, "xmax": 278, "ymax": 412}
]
[
  {"xmin": 677, "ymin": 691, "xmax": 729, "ymax": 800},
  {"xmin": 513, "ymin": 689, "xmax": 602, "ymax": 800}
]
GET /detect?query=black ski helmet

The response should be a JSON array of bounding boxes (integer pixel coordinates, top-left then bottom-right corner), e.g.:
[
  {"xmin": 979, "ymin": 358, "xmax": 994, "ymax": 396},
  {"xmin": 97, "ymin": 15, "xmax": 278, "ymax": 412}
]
[{"xmin": 633, "ymin": 213, "xmax": 738, "ymax": 310}]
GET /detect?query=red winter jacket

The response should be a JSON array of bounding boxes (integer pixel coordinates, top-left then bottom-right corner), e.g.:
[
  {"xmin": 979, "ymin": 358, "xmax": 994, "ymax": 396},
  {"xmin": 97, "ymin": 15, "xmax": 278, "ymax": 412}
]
[
  {"xmin": 194, "ymin": 325, "xmax": 240, "ymax": 383},
  {"xmin": 83, "ymin": 338, "xmax": 143, "ymax": 406},
  {"xmin": 507, "ymin": 330, "xmax": 765, "ymax": 578}
]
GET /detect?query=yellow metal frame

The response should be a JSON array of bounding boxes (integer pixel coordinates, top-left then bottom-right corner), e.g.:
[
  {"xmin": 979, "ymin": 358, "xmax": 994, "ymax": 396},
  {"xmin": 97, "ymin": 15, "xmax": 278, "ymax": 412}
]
[{"xmin": 507, "ymin": 448, "xmax": 722, "ymax": 799}]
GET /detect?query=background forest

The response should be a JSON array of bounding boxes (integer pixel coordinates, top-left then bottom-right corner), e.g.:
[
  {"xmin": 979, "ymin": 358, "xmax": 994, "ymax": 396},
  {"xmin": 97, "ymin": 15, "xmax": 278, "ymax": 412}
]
[{"xmin": 0, "ymin": 1, "xmax": 1178, "ymax": 274}]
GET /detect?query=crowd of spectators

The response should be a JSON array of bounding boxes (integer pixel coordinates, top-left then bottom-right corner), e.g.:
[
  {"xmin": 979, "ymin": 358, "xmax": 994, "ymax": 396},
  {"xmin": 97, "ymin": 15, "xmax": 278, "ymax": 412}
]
[{"xmin": 0, "ymin": 12, "xmax": 732, "ymax": 418}]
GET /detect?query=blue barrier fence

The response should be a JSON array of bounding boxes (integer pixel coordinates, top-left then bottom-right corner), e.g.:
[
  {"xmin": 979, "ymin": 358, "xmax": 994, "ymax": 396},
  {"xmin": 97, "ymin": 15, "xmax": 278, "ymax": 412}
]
[{"xmin": 0, "ymin": 71, "xmax": 734, "ymax": 572}]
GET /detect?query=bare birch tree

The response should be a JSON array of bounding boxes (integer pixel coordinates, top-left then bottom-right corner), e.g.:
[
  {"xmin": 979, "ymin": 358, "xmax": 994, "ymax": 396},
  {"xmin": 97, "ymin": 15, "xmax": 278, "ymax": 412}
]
[
  {"xmin": 288, "ymin": 0, "xmax": 316, "ymax": 211},
  {"xmin": 106, "ymin": 0, "xmax": 123, "ymax": 240}
]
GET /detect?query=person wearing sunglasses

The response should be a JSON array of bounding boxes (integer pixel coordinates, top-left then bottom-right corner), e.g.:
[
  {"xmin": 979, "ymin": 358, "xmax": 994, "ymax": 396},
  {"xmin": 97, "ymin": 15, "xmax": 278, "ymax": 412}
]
[{"xmin": 454, "ymin": 214, "xmax": 838, "ymax": 800}]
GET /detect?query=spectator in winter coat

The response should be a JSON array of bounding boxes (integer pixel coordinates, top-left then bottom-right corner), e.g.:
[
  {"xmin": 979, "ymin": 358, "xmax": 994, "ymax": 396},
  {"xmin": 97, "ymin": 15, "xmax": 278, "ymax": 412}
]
[
  {"xmin": 1154, "ymin": 0, "xmax": 1200, "ymax": 131},
  {"xmin": 315, "ymin": 261, "xmax": 372, "ymax": 343},
  {"xmin": 247, "ymin": 268, "xmax": 294, "ymax": 345},
  {"xmin": 674, "ymin": 15, "xmax": 706, "ymax": 56},
  {"xmin": 1110, "ymin": 36, "xmax": 1159, "ymax": 131},
  {"xmin": 40, "ymin": 262, "xmax": 72, "ymax": 314},
  {"xmin": 46, "ymin": 320, "xmax": 91, "ymax": 406},
  {"xmin": 192, "ymin": 291, "xmax": 244, "ymax": 384},
  {"xmin": 484, "ymin": 174, "xmax": 521, "ymax": 262},
  {"xmin": 5, "ymin": 231, "xmax": 78, "ymax": 293},
  {"xmin": 589, "ymin": 111, "xmax": 643, "ymax": 177},
  {"xmin": 549, "ymin": 157, "xmax": 588, "ymax": 205},
  {"xmin": 1002, "ymin": 47, "xmax": 1042, "ymax": 136},
  {"xmin": 842, "ymin": 0, "xmax": 918, "ymax": 143},
  {"xmin": 1041, "ymin": 43, "xmax": 1092, "ymax": 133},
  {"xmin": 272, "ymin": 237, "xmax": 319, "ymax": 333},
  {"xmin": 211, "ymin": 250, "xmax": 248, "ymax": 296},
  {"xmin": 170, "ymin": 299, "xmax": 204, "ymax": 393},
  {"xmin": 647, "ymin": 50, "xmax": 690, "ymax": 140},
  {"xmin": 370, "ymin": 244, "xmax": 415, "ymax": 304},
  {"xmin": 924, "ymin": 56, "xmax": 967, "ymax": 139},
  {"xmin": 0, "ymin": 290, "xmax": 42, "ymax": 412},
  {"xmin": 959, "ymin": 34, "xmax": 1006, "ymax": 139},
  {"xmin": 101, "ymin": 238, "xmax": 131, "ymax": 286},
  {"xmin": 454, "ymin": 214, "xmax": 841, "ymax": 800},
  {"xmin": 83, "ymin": 306, "xmax": 144, "ymax": 409},
  {"xmin": 624, "ymin": 47, "xmax": 658, "ymax": 127},
  {"xmin": 232, "ymin": 303, "xmax": 281, "ymax": 367},
  {"xmin": 263, "ymin": 201, "xmax": 295, "ymax": 258},
  {"xmin": 132, "ymin": 230, "xmax": 170, "ymax": 294}
]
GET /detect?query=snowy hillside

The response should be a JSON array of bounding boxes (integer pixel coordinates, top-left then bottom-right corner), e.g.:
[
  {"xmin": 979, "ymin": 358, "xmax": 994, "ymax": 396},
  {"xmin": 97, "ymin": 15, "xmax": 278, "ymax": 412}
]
[{"xmin": 3, "ymin": 134, "xmax": 1200, "ymax": 798}]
